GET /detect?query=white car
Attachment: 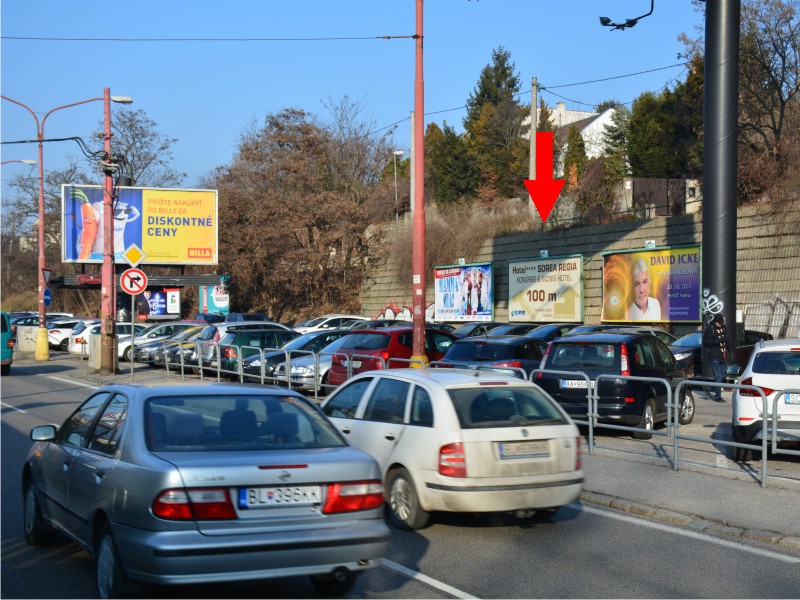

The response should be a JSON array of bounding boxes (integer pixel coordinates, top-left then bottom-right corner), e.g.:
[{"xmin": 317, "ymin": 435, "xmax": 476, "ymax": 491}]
[
  {"xmin": 47, "ymin": 318, "xmax": 90, "ymax": 351},
  {"xmin": 117, "ymin": 321, "xmax": 200, "ymax": 362},
  {"xmin": 68, "ymin": 322, "xmax": 146, "ymax": 358},
  {"xmin": 320, "ymin": 368, "xmax": 584, "ymax": 530},
  {"xmin": 294, "ymin": 314, "xmax": 368, "ymax": 334},
  {"xmin": 731, "ymin": 338, "xmax": 800, "ymax": 461},
  {"xmin": 64, "ymin": 319, "xmax": 101, "ymax": 357}
]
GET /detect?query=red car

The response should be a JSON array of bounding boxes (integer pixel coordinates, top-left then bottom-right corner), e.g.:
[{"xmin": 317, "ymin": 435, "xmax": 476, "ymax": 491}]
[{"xmin": 327, "ymin": 326, "xmax": 456, "ymax": 386}]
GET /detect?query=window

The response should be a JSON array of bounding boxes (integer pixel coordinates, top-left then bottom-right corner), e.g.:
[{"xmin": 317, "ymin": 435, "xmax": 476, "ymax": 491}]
[
  {"xmin": 632, "ymin": 340, "xmax": 655, "ymax": 368},
  {"xmin": 88, "ymin": 394, "xmax": 127, "ymax": 455},
  {"xmin": 651, "ymin": 338, "xmax": 676, "ymax": 369},
  {"xmin": 429, "ymin": 331, "xmax": 455, "ymax": 353},
  {"xmin": 322, "ymin": 378, "xmax": 373, "ymax": 418},
  {"xmin": 59, "ymin": 392, "xmax": 112, "ymax": 448},
  {"xmin": 363, "ymin": 378, "xmax": 410, "ymax": 423},
  {"xmin": 410, "ymin": 386, "xmax": 434, "ymax": 427}
]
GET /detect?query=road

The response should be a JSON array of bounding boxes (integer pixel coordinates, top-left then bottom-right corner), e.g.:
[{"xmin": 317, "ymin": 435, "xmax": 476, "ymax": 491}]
[{"xmin": 2, "ymin": 361, "xmax": 799, "ymax": 598}]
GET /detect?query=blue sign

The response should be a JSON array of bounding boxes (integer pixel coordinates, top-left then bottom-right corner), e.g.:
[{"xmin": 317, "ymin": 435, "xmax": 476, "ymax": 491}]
[{"xmin": 43, "ymin": 288, "xmax": 52, "ymax": 306}]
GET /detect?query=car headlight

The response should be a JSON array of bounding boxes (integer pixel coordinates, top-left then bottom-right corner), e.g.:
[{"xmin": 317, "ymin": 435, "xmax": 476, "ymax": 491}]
[
  {"xmin": 674, "ymin": 351, "xmax": 693, "ymax": 361},
  {"xmin": 248, "ymin": 359, "xmax": 262, "ymax": 368},
  {"xmin": 291, "ymin": 365, "xmax": 314, "ymax": 376}
]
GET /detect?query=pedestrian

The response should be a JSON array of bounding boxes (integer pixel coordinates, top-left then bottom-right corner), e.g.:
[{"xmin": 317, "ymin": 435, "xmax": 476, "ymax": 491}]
[{"xmin": 703, "ymin": 313, "xmax": 731, "ymax": 402}]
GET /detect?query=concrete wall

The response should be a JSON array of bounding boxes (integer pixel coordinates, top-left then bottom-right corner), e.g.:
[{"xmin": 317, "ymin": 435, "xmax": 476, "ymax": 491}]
[{"xmin": 361, "ymin": 203, "xmax": 800, "ymax": 339}]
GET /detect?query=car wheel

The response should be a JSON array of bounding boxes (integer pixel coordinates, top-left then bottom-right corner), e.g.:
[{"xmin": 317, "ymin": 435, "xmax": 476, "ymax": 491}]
[
  {"xmin": 731, "ymin": 428, "xmax": 761, "ymax": 462},
  {"xmin": 633, "ymin": 399, "xmax": 656, "ymax": 440},
  {"xmin": 122, "ymin": 346, "xmax": 133, "ymax": 362},
  {"xmin": 309, "ymin": 570, "xmax": 359, "ymax": 596},
  {"xmin": 23, "ymin": 482, "xmax": 55, "ymax": 546},
  {"xmin": 387, "ymin": 467, "xmax": 430, "ymax": 530},
  {"xmin": 678, "ymin": 389, "xmax": 696, "ymax": 425},
  {"xmin": 96, "ymin": 525, "xmax": 144, "ymax": 599},
  {"xmin": 0, "ymin": 364, "xmax": 9, "ymax": 376},
  {"xmin": 59, "ymin": 339, "xmax": 69, "ymax": 351}
]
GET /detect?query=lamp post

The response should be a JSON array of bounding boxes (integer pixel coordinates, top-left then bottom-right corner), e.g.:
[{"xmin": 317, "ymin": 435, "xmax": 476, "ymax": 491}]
[
  {"xmin": 1, "ymin": 159, "xmax": 37, "ymax": 166},
  {"xmin": 392, "ymin": 150, "xmax": 404, "ymax": 225},
  {"xmin": 1, "ymin": 92, "xmax": 132, "ymax": 364}
]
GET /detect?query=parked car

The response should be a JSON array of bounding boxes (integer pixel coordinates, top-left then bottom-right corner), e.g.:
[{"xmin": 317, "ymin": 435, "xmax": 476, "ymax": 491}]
[
  {"xmin": 320, "ymin": 368, "xmax": 584, "ymax": 530},
  {"xmin": 152, "ymin": 325, "xmax": 207, "ymax": 368},
  {"xmin": 327, "ymin": 327, "xmax": 456, "ymax": 387},
  {"xmin": 486, "ymin": 323, "xmax": 542, "ymax": 337},
  {"xmin": 1, "ymin": 312, "xmax": 14, "ymax": 376},
  {"xmin": 668, "ymin": 329, "xmax": 774, "ymax": 379},
  {"xmin": 525, "ymin": 323, "xmax": 579, "ymax": 343},
  {"xmin": 294, "ymin": 314, "xmax": 369, "ymax": 334},
  {"xmin": 22, "ymin": 383, "xmax": 390, "ymax": 597},
  {"xmin": 437, "ymin": 335, "xmax": 545, "ymax": 378},
  {"xmin": 65, "ymin": 319, "xmax": 102, "ymax": 357},
  {"xmin": 186, "ymin": 321, "xmax": 292, "ymax": 373},
  {"xmin": 349, "ymin": 319, "xmax": 407, "ymax": 330},
  {"xmin": 69, "ymin": 322, "xmax": 147, "ymax": 358},
  {"xmin": 535, "ymin": 331, "xmax": 695, "ymax": 439},
  {"xmin": 225, "ymin": 312, "xmax": 270, "ymax": 322},
  {"xmin": 118, "ymin": 321, "xmax": 204, "ymax": 362},
  {"xmin": 450, "ymin": 321, "xmax": 507, "ymax": 339},
  {"xmin": 192, "ymin": 312, "xmax": 226, "ymax": 324},
  {"xmin": 133, "ymin": 325, "xmax": 204, "ymax": 366},
  {"xmin": 47, "ymin": 318, "xmax": 90, "ymax": 351},
  {"xmin": 273, "ymin": 334, "xmax": 352, "ymax": 394},
  {"xmin": 729, "ymin": 338, "xmax": 800, "ymax": 461},
  {"xmin": 241, "ymin": 329, "xmax": 350, "ymax": 382},
  {"xmin": 211, "ymin": 328, "xmax": 301, "ymax": 375}
]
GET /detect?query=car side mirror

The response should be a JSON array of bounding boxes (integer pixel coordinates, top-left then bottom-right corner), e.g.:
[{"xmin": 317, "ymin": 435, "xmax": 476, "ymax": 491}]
[
  {"xmin": 30, "ymin": 424, "xmax": 57, "ymax": 441},
  {"xmin": 725, "ymin": 364, "xmax": 741, "ymax": 382}
]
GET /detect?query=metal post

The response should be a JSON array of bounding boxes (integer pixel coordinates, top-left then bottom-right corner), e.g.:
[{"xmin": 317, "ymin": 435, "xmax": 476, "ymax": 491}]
[
  {"xmin": 100, "ymin": 88, "xmax": 117, "ymax": 374},
  {"xmin": 411, "ymin": 0, "xmax": 427, "ymax": 362}
]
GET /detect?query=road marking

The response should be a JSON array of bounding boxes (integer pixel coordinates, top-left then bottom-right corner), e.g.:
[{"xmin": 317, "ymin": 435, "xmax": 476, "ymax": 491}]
[
  {"xmin": 578, "ymin": 503, "xmax": 800, "ymax": 563},
  {"xmin": 381, "ymin": 558, "xmax": 477, "ymax": 599},
  {"xmin": 1, "ymin": 402, "xmax": 27, "ymax": 414},
  {"xmin": 45, "ymin": 376, "xmax": 98, "ymax": 389}
]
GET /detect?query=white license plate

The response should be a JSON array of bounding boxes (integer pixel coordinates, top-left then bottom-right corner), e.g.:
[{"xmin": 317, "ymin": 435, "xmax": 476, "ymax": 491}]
[
  {"xmin": 561, "ymin": 379, "xmax": 590, "ymax": 389},
  {"xmin": 785, "ymin": 393, "xmax": 800, "ymax": 405},
  {"xmin": 239, "ymin": 486, "xmax": 322, "ymax": 508},
  {"xmin": 500, "ymin": 440, "xmax": 550, "ymax": 459},
  {"xmin": 344, "ymin": 359, "xmax": 362, "ymax": 368}
]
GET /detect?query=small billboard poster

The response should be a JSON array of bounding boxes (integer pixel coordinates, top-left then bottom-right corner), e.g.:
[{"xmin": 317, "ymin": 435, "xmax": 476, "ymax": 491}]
[
  {"xmin": 138, "ymin": 288, "xmax": 181, "ymax": 320},
  {"xmin": 508, "ymin": 255, "xmax": 583, "ymax": 322},
  {"xmin": 601, "ymin": 245, "xmax": 702, "ymax": 323},
  {"xmin": 434, "ymin": 262, "xmax": 493, "ymax": 322}
]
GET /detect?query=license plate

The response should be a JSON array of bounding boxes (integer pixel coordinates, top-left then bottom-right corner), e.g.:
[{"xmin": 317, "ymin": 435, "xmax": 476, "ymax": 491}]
[
  {"xmin": 239, "ymin": 486, "xmax": 322, "ymax": 508},
  {"xmin": 785, "ymin": 393, "xmax": 800, "ymax": 405},
  {"xmin": 209, "ymin": 360, "xmax": 218, "ymax": 367},
  {"xmin": 344, "ymin": 359, "xmax": 362, "ymax": 368},
  {"xmin": 561, "ymin": 379, "xmax": 590, "ymax": 389},
  {"xmin": 500, "ymin": 440, "xmax": 550, "ymax": 459}
]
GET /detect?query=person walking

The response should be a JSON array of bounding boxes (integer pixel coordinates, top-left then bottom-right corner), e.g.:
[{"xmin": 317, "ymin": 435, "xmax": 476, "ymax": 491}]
[{"xmin": 703, "ymin": 313, "xmax": 731, "ymax": 402}]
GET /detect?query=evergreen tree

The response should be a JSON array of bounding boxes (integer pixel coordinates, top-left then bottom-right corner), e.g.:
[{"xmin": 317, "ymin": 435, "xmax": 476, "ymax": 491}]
[
  {"xmin": 426, "ymin": 122, "xmax": 478, "ymax": 206},
  {"xmin": 464, "ymin": 46, "xmax": 521, "ymax": 134},
  {"xmin": 562, "ymin": 124, "xmax": 587, "ymax": 188},
  {"xmin": 536, "ymin": 98, "xmax": 555, "ymax": 133}
]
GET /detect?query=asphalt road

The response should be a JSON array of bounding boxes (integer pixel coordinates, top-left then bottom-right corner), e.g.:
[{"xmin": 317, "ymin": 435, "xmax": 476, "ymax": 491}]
[{"xmin": 2, "ymin": 360, "xmax": 799, "ymax": 598}]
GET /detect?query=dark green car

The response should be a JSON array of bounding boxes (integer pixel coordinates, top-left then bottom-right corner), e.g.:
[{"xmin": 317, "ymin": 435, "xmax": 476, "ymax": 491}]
[{"xmin": 210, "ymin": 328, "xmax": 301, "ymax": 376}]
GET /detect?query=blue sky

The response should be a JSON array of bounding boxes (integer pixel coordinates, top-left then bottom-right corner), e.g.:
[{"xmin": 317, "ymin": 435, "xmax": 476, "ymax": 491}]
[{"xmin": 2, "ymin": 1, "xmax": 704, "ymax": 189}]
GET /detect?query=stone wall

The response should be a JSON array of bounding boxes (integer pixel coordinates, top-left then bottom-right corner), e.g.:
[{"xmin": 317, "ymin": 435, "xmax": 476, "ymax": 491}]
[{"xmin": 360, "ymin": 203, "xmax": 800, "ymax": 339}]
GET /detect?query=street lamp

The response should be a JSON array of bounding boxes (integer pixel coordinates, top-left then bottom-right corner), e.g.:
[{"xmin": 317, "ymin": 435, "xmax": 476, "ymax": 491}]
[
  {"xmin": 1, "ymin": 91, "xmax": 132, "ymax": 367},
  {"xmin": 393, "ymin": 150, "xmax": 404, "ymax": 225},
  {"xmin": 1, "ymin": 159, "xmax": 37, "ymax": 166}
]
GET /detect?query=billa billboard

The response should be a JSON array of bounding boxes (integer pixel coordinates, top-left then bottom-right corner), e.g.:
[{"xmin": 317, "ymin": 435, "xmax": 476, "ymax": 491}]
[
  {"xmin": 434, "ymin": 262, "xmax": 493, "ymax": 322},
  {"xmin": 508, "ymin": 255, "xmax": 583, "ymax": 322},
  {"xmin": 601, "ymin": 245, "xmax": 702, "ymax": 323},
  {"xmin": 62, "ymin": 185, "xmax": 218, "ymax": 265}
]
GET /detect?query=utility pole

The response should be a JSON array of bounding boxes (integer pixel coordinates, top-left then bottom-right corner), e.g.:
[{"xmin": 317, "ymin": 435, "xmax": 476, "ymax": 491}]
[
  {"xmin": 411, "ymin": 0, "xmax": 427, "ymax": 363},
  {"xmin": 529, "ymin": 77, "xmax": 538, "ymax": 222}
]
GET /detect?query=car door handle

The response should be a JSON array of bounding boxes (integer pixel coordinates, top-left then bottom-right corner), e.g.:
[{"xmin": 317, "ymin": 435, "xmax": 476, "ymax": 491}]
[
  {"xmin": 385, "ymin": 434, "xmax": 395, "ymax": 441},
  {"xmin": 95, "ymin": 470, "xmax": 106, "ymax": 479},
  {"xmin": 341, "ymin": 427, "xmax": 351, "ymax": 434},
  {"xmin": 62, "ymin": 459, "xmax": 72, "ymax": 471}
]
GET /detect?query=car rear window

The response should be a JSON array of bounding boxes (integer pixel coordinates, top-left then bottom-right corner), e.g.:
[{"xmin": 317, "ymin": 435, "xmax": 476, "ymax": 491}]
[
  {"xmin": 339, "ymin": 332, "xmax": 391, "ymax": 351},
  {"xmin": 752, "ymin": 351, "xmax": 800, "ymax": 375},
  {"xmin": 447, "ymin": 387, "xmax": 567, "ymax": 429},
  {"xmin": 146, "ymin": 394, "xmax": 347, "ymax": 451},
  {"xmin": 547, "ymin": 342, "xmax": 619, "ymax": 369},
  {"xmin": 446, "ymin": 340, "xmax": 516, "ymax": 361}
]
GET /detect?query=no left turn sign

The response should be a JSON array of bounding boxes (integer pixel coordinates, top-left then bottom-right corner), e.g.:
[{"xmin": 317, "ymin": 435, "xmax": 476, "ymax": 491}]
[{"xmin": 120, "ymin": 268, "xmax": 148, "ymax": 295}]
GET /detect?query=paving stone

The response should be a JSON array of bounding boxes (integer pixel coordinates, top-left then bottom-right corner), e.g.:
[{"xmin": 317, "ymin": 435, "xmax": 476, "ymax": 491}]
[
  {"xmin": 609, "ymin": 499, "xmax": 656, "ymax": 517},
  {"xmin": 703, "ymin": 523, "xmax": 743, "ymax": 538},
  {"xmin": 652, "ymin": 509, "xmax": 695, "ymax": 527},
  {"xmin": 741, "ymin": 529, "xmax": 783, "ymax": 545},
  {"xmin": 777, "ymin": 536, "xmax": 800, "ymax": 552}
]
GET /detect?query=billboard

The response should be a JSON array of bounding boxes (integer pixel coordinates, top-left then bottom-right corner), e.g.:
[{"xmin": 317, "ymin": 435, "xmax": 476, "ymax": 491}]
[
  {"xmin": 434, "ymin": 263, "xmax": 493, "ymax": 322},
  {"xmin": 601, "ymin": 245, "xmax": 701, "ymax": 323},
  {"xmin": 137, "ymin": 288, "xmax": 181, "ymax": 320},
  {"xmin": 198, "ymin": 284, "xmax": 230, "ymax": 316},
  {"xmin": 62, "ymin": 185, "xmax": 218, "ymax": 265},
  {"xmin": 508, "ymin": 255, "xmax": 583, "ymax": 323}
]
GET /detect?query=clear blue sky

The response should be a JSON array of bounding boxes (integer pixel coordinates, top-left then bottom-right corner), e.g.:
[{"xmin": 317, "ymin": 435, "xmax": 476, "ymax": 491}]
[{"xmin": 2, "ymin": 0, "xmax": 704, "ymax": 189}]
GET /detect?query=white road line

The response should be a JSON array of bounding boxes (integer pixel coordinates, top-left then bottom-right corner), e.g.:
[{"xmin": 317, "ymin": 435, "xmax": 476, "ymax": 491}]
[
  {"xmin": 578, "ymin": 503, "xmax": 800, "ymax": 564},
  {"xmin": 381, "ymin": 558, "xmax": 477, "ymax": 599},
  {"xmin": 1, "ymin": 402, "xmax": 27, "ymax": 414},
  {"xmin": 45, "ymin": 376, "xmax": 98, "ymax": 389}
]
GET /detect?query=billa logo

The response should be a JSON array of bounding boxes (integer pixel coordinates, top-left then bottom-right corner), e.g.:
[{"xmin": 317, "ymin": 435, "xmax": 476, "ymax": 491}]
[{"xmin": 188, "ymin": 248, "xmax": 212, "ymax": 259}]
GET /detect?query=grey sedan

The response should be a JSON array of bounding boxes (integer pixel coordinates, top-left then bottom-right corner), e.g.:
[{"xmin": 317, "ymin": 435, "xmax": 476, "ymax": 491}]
[{"xmin": 22, "ymin": 383, "xmax": 389, "ymax": 598}]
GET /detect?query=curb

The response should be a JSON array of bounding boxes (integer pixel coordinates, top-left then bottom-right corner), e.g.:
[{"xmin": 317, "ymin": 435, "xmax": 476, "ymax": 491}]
[{"xmin": 580, "ymin": 490, "xmax": 800, "ymax": 553}]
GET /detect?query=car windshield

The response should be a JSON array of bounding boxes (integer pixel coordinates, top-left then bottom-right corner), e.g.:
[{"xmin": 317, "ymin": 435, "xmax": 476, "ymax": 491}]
[
  {"xmin": 281, "ymin": 331, "xmax": 328, "ymax": 351},
  {"xmin": 146, "ymin": 393, "xmax": 347, "ymax": 451},
  {"xmin": 447, "ymin": 386, "xmax": 567, "ymax": 429},
  {"xmin": 673, "ymin": 332, "xmax": 701, "ymax": 347},
  {"xmin": 446, "ymin": 341, "xmax": 516, "ymax": 361},
  {"xmin": 752, "ymin": 351, "xmax": 800, "ymax": 375},
  {"xmin": 339, "ymin": 332, "xmax": 391, "ymax": 351},
  {"xmin": 297, "ymin": 317, "xmax": 325, "ymax": 328},
  {"xmin": 547, "ymin": 342, "xmax": 619, "ymax": 369}
]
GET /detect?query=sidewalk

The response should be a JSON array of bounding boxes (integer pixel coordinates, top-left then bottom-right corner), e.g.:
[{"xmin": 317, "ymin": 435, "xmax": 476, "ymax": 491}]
[{"xmin": 17, "ymin": 355, "xmax": 800, "ymax": 554}]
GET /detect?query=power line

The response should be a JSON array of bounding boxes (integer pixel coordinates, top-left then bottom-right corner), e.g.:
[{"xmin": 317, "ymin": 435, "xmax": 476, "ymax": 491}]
[
  {"xmin": 544, "ymin": 62, "xmax": 687, "ymax": 90},
  {"xmin": 1, "ymin": 34, "xmax": 415, "ymax": 42}
]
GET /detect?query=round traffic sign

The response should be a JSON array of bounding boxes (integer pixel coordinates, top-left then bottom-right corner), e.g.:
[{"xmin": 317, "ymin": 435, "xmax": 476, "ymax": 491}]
[
  {"xmin": 120, "ymin": 268, "xmax": 148, "ymax": 295},
  {"xmin": 43, "ymin": 288, "xmax": 52, "ymax": 306}
]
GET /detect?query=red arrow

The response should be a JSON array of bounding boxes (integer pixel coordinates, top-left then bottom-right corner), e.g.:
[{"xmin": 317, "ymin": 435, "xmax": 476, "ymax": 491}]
[{"xmin": 523, "ymin": 132, "xmax": 565, "ymax": 224}]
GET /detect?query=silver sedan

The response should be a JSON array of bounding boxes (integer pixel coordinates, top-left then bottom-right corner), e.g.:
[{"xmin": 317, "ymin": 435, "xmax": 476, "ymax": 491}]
[{"xmin": 22, "ymin": 383, "xmax": 389, "ymax": 598}]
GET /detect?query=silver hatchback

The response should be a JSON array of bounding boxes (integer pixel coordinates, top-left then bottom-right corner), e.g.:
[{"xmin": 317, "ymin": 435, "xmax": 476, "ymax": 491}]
[{"xmin": 22, "ymin": 383, "xmax": 389, "ymax": 598}]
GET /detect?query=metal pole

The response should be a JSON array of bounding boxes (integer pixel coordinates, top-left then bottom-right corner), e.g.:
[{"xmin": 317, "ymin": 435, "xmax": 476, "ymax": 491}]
[
  {"xmin": 100, "ymin": 88, "xmax": 117, "ymax": 374},
  {"xmin": 130, "ymin": 295, "xmax": 135, "ymax": 382},
  {"xmin": 529, "ymin": 77, "xmax": 538, "ymax": 180},
  {"xmin": 35, "ymin": 126, "xmax": 49, "ymax": 360},
  {"xmin": 411, "ymin": 0, "xmax": 427, "ymax": 361},
  {"xmin": 393, "ymin": 152, "xmax": 399, "ymax": 226}
]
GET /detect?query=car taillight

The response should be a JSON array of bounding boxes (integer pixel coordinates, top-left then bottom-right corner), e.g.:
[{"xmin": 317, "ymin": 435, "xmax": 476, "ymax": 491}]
[
  {"xmin": 495, "ymin": 361, "xmax": 523, "ymax": 369},
  {"xmin": 153, "ymin": 488, "xmax": 236, "ymax": 520},
  {"xmin": 439, "ymin": 442, "xmax": 466, "ymax": 478},
  {"xmin": 7, "ymin": 339, "xmax": 14, "ymax": 349},
  {"xmin": 738, "ymin": 377, "xmax": 775, "ymax": 397},
  {"xmin": 76, "ymin": 337, "xmax": 85, "ymax": 344},
  {"xmin": 378, "ymin": 350, "xmax": 390, "ymax": 368},
  {"xmin": 537, "ymin": 344, "xmax": 551, "ymax": 378},
  {"xmin": 48, "ymin": 329, "xmax": 59, "ymax": 334},
  {"xmin": 576, "ymin": 437, "xmax": 582, "ymax": 470},
  {"xmin": 620, "ymin": 344, "xmax": 630, "ymax": 376},
  {"xmin": 223, "ymin": 347, "xmax": 238, "ymax": 358},
  {"xmin": 323, "ymin": 481, "xmax": 383, "ymax": 513}
]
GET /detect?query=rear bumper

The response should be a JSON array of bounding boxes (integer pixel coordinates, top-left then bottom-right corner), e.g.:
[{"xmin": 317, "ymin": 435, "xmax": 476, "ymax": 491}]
[{"xmin": 733, "ymin": 421, "xmax": 800, "ymax": 445}]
